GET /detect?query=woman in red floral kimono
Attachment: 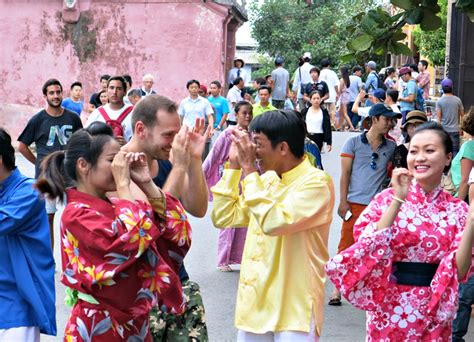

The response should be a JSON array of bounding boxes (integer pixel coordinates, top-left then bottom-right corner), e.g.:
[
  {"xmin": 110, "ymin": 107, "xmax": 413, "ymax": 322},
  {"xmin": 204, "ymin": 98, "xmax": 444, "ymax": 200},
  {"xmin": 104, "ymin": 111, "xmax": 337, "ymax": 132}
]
[
  {"xmin": 37, "ymin": 128, "xmax": 191, "ymax": 341},
  {"xmin": 326, "ymin": 122, "xmax": 474, "ymax": 341}
]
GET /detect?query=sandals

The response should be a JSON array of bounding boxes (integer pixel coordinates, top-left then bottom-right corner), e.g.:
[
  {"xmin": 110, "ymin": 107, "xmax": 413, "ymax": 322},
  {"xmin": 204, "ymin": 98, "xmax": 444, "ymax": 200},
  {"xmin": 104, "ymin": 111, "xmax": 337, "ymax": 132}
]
[
  {"xmin": 328, "ymin": 294, "xmax": 342, "ymax": 306},
  {"xmin": 217, "ymin": 265, "xmax": 233, "ymax": 272}
]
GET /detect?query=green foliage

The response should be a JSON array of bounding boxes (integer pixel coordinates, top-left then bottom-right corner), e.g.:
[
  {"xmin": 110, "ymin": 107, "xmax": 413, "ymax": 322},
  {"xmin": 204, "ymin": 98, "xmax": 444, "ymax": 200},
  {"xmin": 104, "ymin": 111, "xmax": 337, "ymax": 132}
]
[
  {"xmin": 249, "ymin": 0, "xmax": 380, "ymax": 74},
  {"xmin": 413, "ymin": 0, "xmax": 447, "ymax": 66}
]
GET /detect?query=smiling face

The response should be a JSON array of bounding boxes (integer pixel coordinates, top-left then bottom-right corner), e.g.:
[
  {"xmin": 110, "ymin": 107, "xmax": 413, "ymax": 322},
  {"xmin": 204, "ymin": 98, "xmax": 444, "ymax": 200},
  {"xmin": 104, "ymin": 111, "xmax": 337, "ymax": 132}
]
[
  {"xmin": 253, "ymin": 132, "xmax": 281, "ymax": 174},
  {"xmin": 144, "ymin": 109, "xmax": 181, "ymax": 160},
  {"xmin": 407, "ymin": 131, "xmax": 452, "ymax": 187},
  {"xmin": 45, "ymin": 84, "xmax": 63, "ymax": 109}
]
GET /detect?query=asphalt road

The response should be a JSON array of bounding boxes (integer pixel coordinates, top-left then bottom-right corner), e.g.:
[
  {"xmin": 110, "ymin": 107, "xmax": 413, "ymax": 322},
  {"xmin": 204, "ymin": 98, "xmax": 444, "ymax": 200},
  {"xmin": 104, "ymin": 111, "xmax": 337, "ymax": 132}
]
[{"xmin": 14, "ymin": 131, "xmax": 474, "ymax": 341}]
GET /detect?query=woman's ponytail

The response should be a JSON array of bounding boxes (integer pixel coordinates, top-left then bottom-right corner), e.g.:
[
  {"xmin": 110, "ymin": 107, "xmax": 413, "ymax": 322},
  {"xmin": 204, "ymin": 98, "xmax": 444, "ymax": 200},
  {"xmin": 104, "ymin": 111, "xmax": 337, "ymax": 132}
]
[{"xmin": 36, "ymin": 151, "xmax": 66, "ymax": 201}]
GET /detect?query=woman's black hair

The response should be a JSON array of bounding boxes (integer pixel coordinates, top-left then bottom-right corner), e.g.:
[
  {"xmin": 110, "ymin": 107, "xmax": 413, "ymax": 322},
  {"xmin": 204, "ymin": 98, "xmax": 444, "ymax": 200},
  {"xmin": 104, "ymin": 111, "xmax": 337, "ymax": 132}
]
[
  {"xmin": 249, "ymin": 110, "xmax": 305, "ymax": 158},
  {"xmin": 0, "ymin": 128, "xmax": 15, "ymax": 171},
  {"xmin": 234, "ymin": 101, "xmax": 252, "ymax": 115},
  {"xmin": 85, "ymin": 121, "xmax": 114, "ymax": 137},
  {"xmin": 384, "ymin": 67, "xmax": 396, "ymax": 80},
  {"xmin": 36, "ymin": 129, "xmax": 115, "ymax": 201},
  {"xmin": 340, "ymin": 66, "xmax": 351, "ymax": 88},
  {"xmin": 413, "ymin": 121, "xmax": 453, "ymax": 172}
]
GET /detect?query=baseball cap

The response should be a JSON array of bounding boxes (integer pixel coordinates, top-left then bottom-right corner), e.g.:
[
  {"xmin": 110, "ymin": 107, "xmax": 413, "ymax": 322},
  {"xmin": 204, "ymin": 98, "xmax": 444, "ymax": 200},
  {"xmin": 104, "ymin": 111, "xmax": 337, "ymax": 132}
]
[
  {"xmin": 369, "ymin": 103, "xmax": 402, "ymax": 118},
  {"xmin": 441, "ymin": 78, "xmax": 453, "ymax": 88},
  {"xmin": 401, "ymin": 110, "xmax": 427, "ymax": 129},
  {"xmin": 366, "ymin": 61, "xmax": 377, "ymax": 69},
  {"xmin": 275, "ymin": 56, "xmax": 284, "ymax": 64},
  {"xmin": 303, "ymin": 52, "xmax": 312, "ymax": 59},
  {"xmin": 370, "ymin": 88, "xmax": 386, "ymax": 101},
  {"xmin": 398, "ymin": 66, "xmax": 411, "ymax": 76}
]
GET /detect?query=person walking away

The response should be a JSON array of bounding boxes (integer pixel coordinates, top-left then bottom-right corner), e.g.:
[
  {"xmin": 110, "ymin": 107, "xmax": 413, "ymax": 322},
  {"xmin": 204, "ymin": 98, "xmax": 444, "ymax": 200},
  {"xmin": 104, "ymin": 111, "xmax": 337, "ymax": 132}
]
[
  {"xmin": 436, "ymin": 78, "xmax": 465, "ymax": 156},
  {"xmin": 398, "ymin": 66, "xmax": 417, "ymax": 123},
  {"xmin": 292, "ymin": 52, "xmax": 314, "ymax": 110},
  {"xmin": 319, "ymin": 58, "xmax": 340, "ymax": 128},
  {"xmin": 270, "ymin": 56, "xmax": 290, "ymax": 109}
]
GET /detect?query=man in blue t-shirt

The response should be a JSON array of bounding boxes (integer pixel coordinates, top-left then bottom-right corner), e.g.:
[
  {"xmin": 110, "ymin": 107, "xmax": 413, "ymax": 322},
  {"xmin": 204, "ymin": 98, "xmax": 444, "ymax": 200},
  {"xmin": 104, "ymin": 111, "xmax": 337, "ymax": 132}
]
[
  {"xmin": 398, "ymin": 66, "xmax": 417, "ymax": 123},
  {"xmin": 61, "ymin": 81, "xmax": 84, "ymax": 116},
  {"xmin": 207, "ymin": 80, "xmax": 230, "ymax": 131}
]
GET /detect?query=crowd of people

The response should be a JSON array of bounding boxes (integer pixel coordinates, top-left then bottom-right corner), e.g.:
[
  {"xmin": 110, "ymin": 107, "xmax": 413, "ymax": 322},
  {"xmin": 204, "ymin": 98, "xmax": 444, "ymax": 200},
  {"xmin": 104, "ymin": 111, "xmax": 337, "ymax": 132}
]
[{"xmin": 1, "ymin": 51, "xmax": 474, "ymax": 342}]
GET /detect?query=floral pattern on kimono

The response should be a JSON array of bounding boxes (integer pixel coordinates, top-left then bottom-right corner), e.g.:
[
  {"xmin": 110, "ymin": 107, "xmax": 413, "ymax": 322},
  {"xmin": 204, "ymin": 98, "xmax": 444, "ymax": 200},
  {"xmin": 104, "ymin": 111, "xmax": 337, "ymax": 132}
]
[
  {"xmin": 61, "ymin": 188, "xmax": 191, "ymax": 341},
  {"xmin": 325, "ymin": 183, "xmax": 472, "ymax": 341}
]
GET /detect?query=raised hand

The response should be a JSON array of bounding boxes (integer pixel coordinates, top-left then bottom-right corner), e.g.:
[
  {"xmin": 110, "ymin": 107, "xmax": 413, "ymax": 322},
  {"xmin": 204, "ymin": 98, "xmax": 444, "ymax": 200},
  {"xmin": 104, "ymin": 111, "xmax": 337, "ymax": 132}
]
[
  {"xmin": 188, "ymin": 117, "xmax": 211, "ymax": 159},
  {"xmin": 172, "ymin": 125, "xmax": 191, "ymax": 169},
  {"xmin": 111, "ymin": 151, "xmax": 131, "ymax": 188},
  {"xmin": 128, "ymin": 152, "xmax": 152, "ymax": 185},
  {"xmin": 230, "ymin": 129, "xmax": 257, "ymax": 175},
  {"xmin": 391, "ymin": 168, "xmax": 413, "ymax": 200}
]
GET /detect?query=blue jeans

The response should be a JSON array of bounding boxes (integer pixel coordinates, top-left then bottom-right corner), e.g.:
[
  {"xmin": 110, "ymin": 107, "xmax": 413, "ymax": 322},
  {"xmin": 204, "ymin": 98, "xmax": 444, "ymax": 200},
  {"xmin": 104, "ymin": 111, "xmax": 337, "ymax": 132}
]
[
  {"xmin": 347, "ymin": 102, "xmax": 360, "ymax": 128},
  {"xmin": 453, "ymin": 274, "xmax": 474, "ymax": 341},
  {"xmin": 449, "ymin": 131, "xmax": 460, "ymax": 158}
]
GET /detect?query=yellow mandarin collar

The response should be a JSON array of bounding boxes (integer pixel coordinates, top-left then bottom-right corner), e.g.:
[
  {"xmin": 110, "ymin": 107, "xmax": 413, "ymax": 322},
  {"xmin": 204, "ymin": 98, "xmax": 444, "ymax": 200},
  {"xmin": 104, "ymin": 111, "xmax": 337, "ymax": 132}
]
[{"xmin": 280, "ymin": 156, "xmax": 309, "ymax": 184}]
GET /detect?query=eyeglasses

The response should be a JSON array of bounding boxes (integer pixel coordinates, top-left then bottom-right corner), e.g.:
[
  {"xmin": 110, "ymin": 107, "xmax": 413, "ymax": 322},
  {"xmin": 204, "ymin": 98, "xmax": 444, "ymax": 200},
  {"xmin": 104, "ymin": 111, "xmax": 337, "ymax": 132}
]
[{"xmin": 370, "ymin": 152, "xmax": 379, "ymax": 170}]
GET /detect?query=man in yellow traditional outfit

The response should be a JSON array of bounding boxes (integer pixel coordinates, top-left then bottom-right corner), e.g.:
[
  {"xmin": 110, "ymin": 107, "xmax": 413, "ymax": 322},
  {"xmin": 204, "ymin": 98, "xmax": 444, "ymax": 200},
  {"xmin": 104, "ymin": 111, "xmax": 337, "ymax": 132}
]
[{"xmin": 211, "ymin": 110, "xmax": 335, "ymax": 341}]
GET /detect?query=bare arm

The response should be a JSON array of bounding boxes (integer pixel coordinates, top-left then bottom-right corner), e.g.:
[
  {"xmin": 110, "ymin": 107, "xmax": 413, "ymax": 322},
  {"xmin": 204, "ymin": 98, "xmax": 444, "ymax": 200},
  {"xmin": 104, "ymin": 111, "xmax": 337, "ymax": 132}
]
[
  {"xmin": 18, "ymin": 142, "xmax": 36, "ymax": 165},
  {"xmin": 337, "ymin": 156, "xmax": 353, "ymax": 219},
  {"xmin": 436, "ymin": 108, "xmax": 442, "ymax": 123},
  {"xmin": 400, "ymin": 93, "xmax": 415, "ymax": 103},
  {"xmin": 218, "ymin": 114, "xmax": 228, "ymax": 128},
  {"xmin": 456, "ymin": 203, "xmax": 474, "ymax": 279},
  {"xmin": 458, "ymin": 158, "xmax": 473, "ymax": 202}
]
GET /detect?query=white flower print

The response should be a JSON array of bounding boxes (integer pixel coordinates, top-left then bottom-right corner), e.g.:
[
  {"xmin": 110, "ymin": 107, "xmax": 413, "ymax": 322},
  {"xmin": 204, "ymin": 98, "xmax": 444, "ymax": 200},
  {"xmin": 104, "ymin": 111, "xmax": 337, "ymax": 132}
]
[
  {"xmin": 398, "ymin": 210, "xmax": 422, "ymax": 232},
  {"xmin": 391, "ymin": 304, "xmax": 417, "ymax": 328}
]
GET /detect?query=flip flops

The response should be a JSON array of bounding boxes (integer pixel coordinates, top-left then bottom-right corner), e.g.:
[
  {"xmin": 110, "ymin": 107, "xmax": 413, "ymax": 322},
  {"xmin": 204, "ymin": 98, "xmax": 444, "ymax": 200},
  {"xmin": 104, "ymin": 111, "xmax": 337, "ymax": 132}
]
[
  {"xmin": 328, "ymin": 294, "xmax": 342, "ymax": 306},
  {"xmin": 217, "ymin": 265, "xmax": 233, "ymax": 272}
]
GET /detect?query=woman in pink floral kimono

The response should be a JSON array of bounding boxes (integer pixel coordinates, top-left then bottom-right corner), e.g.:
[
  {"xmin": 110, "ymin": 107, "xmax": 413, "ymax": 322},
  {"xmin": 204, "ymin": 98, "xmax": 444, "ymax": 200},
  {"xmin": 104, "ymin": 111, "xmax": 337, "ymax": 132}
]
[
  {"xmin": 326, "ymin": 122, "xmax": 474, "ymax": 341},
  {"xmin": 203, "ymin": 101, "xmax": 253, "ymax": 272}
]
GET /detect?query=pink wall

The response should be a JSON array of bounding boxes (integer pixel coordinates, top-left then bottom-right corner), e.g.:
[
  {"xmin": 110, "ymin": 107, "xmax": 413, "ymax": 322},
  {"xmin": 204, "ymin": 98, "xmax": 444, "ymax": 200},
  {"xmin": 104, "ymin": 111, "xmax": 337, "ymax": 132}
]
[{"xmin": 0, "ymin": 0, "xmax": 241, "ymax": 140}]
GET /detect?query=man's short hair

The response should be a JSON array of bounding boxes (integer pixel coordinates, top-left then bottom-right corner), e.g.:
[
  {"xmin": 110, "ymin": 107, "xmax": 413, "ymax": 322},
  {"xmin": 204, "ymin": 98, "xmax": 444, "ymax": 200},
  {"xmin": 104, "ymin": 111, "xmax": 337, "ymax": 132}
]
[
  {"xmin": 410, "ymin": 63, "xmax": 419, "ymax": 73},
  {"xmin": 310, "ymin": 67, "xmax": 320, "ymax": 75},
  {"xmin": 352, "ymin": 65, "xmax": 363, "ymax": 73},
  {"xmin": 386, "ymin": 89, "xmax": 399, "ymax": 103},
  {"xmin": 258, "ymin": 85, "xmax": 272, "ymax": 94},
  {"xmin": 250, "ymin": 110, "xmax": 305, "ymax": 158},
  {"xmin": 186, "ymin": 79, "xmax": 200, "ymax": 89},
  {"xmin": 233, "ymin": 77, "xmax": 243, "ymax": 86},
  {"xmin": 0, "ymin": 128, "xmax": 15, "ymax": 170},
  {"xmin": 70, "ymin": 81, "xmax": 82, "ymax": 90},
  {"xmin": 100, "ymin": 74, "xmax": 111, "ymax": 82},
  {"xmin": 131, "ymin": 95, "xmax": 177, "ymax": 132},
  {"xmin": 107, "ymin": 76, "xmax": 127, "ymax": 91},
  {"xmin": 42, "ymin": 79, "xmax": 63, "ymax": 95},
  {"xmin": 210, "ymin": 80, "xmax": 222, "ymax": 88},
  {"xmin": 419, "ymin": 60, "xmax": 428, "ymax": 68},
  {"xmin": 320, "ymin": 58, "xmax": 331, "ymax": 68},
  {"xmin": 123, "ymin": 74, "xmax": 132, "ymax": 86},
  {"xmin": 255, "ymin": 78, "xmax": 266, "ymax": 87},
  {"xmin": 142, "ymin": 74, "xmax": 154, "ymax": 82},
  {"xmin": 128, "ymin": 88, "xmax": 142, "ymax": 98}
]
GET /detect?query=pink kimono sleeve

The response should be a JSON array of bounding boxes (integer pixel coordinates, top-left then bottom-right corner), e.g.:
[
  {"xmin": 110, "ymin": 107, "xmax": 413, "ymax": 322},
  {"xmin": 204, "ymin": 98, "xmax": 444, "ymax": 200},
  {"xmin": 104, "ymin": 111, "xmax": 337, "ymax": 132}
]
[{"xmin": 325, "ymin": 189, "xmax": 396, "ymax": 311}]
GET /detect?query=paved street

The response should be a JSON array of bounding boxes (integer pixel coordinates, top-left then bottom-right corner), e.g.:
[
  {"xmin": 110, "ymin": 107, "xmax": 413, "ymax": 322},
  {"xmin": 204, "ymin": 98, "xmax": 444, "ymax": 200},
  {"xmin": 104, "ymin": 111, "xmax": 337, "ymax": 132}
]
[{"xmin": 14, "ymin": 131, "xmax": 474, "ymax": 341}]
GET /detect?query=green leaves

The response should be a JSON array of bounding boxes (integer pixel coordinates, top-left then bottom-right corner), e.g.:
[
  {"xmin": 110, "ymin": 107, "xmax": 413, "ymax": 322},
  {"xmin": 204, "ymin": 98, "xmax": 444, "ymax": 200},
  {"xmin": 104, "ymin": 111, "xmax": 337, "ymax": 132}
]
[
  {"xmin": 351, "ymin": 34, "xmax": 374, "ymax": 52},
  {"xmin": 391, "ymin": 0, "xmax": 415, "ymax": 10}
]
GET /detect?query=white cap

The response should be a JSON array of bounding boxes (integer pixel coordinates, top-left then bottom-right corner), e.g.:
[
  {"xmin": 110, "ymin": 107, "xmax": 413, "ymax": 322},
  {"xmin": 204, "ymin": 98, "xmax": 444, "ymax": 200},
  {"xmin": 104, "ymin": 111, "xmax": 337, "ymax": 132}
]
[{"xmin": 303, "ymin": 52, "xmax": 311, "ymax": 59}]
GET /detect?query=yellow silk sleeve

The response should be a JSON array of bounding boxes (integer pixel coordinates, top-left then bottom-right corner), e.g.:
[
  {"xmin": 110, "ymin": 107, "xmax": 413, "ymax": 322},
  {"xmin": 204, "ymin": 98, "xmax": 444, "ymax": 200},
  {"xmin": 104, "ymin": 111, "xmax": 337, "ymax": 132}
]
[{"xmin": 210, "ymin": 169, "xmax": 250, "ymax": 228}]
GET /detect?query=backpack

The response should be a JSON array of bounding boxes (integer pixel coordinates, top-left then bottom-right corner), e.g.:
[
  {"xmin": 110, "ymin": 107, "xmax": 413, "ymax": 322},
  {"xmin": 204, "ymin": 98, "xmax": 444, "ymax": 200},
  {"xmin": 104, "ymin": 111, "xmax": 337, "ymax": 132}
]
[
  {"xmin": 371, "ymin": 71, "xmax": 387, "ymax": 91},
  {"xmin": 415, "ymin": 87, "xmax": 425, "ymax": 111},
  {"xmin": 98, "ymin": 106, "xmax": 133, "ymax": 138}
]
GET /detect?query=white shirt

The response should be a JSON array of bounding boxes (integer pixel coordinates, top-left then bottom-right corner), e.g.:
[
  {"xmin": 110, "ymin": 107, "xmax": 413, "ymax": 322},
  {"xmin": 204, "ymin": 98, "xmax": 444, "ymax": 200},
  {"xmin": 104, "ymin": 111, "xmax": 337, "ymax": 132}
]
[
  {"xmin": 85, "ymin": 103, "xmax": 134, "ymax": 141},
  {"xmin": 292, "ymin": 62, "xmax": 314, "ymax": 99},
  {"xmin": 178, "ymin": 96, "xmax": 214, "ymax": 128},
  {"xmin": 226, "ymin": 86, "xmax": 243, "ymax": 122},
  {"xmin": 228, "ymin": 67, "xmax": 250, "ymax": 86},
  {"xmin": 306, "ymin": 108, "xmax": 324, "ymax": 134},
  {"xmin": 319, "ymin": 68, "xmax": 339, "ymax": 103}
]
